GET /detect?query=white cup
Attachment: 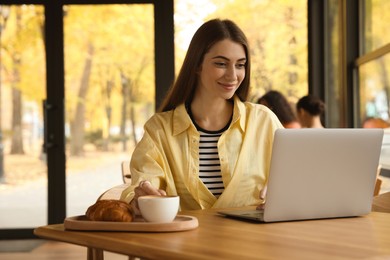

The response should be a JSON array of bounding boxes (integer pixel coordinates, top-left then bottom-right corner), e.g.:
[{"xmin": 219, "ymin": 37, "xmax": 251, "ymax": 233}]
[{"xmin": 138, "ymin": 195, "xmax": 180, "ymax": 223}]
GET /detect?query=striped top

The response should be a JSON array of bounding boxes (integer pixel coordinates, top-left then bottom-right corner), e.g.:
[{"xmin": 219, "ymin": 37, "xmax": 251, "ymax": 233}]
[
  {"xmin": 198, "ymin": 130, "xmax": 225, "ymax": 198},
  {"xmin": 186, "ymin": 104, "xmax": 231, "ymax": 198}
]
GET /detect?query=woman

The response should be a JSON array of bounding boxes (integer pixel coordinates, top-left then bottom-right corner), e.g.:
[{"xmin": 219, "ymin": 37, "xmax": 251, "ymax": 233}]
[
  {"xmin": 258, "ymin": 90, "xmax": 301, "ymax": 128},
  {"xmin": 121, "ymin": 19, "xmax": 283, "ymax": 213},
  {"xmin": 296, "ymin": 95, "xmax": 325, "ymax": 128},
  {"xmin": 362, "ymin": 117, "xmax": 390, "ymax": 128}
]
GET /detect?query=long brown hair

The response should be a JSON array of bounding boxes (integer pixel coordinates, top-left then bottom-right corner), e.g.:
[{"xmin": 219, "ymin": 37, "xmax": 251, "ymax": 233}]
[
  {"xmin": 258, "ymin": 90, "xmax": 298, "ymax": 125},
  {"xmin": 158, "ymin": 19, "xmax": 251, "ymax": 112}
]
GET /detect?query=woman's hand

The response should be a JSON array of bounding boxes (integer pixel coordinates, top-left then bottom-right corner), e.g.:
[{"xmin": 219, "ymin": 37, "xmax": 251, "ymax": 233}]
[
  {"xmin": 130, "ymin": 181, "xmax": 167, "ymax": 215},
  {"xmin": 256, "ymin": 185, "xmax": 267, "ymax": 210}
]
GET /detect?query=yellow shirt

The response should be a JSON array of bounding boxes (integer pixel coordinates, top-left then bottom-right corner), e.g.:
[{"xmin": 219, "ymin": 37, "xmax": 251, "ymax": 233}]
[{"xmin": 120, "ymin": 96, "xmax": 283, "ymax": 210}]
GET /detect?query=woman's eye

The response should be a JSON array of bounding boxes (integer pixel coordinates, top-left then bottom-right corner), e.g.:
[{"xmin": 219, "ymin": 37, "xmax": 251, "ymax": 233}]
[
  {"xmin": 214, "ymin": 62, "xmax": 226, "ymax": 67},
  {"xmin": 236, "ymin": 63, "xmax": 246, "ymax": 69}
]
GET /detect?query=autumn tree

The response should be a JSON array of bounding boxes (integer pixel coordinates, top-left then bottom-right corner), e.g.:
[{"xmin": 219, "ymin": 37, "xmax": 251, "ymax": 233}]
[
  {"xmin": 0, "ymin": 5, "xmax": 10, "ymax": 178},
  {"xmin": 65, "ymin": 5, "xmax": 154, "ymax": 155},
  {"xmin": 206, "ymin": 0, "xmax": 308, "ymax": 102},
  {"xmin": 1, "ymin": 6, "xmax": 45, "ymax": 155}
]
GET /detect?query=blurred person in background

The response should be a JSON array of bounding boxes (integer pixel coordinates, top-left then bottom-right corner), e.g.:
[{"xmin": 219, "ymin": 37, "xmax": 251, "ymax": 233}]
[
  {"xmin": 258, "ymin": 90, "xmax": 301, "ymax": 129},
  {"xmin": 362, "ymin": 117, "xmax": 390, "ymax": 128},
  {"xmin": 296, "ymin": 95, "xmax": 325, "ymax": 128}
]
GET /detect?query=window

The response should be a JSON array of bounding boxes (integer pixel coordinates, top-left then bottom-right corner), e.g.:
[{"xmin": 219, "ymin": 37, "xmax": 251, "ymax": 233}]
[
  {"xmin": 63, "ymin": 4, "xmax": 155, "ymax": 217},
  {"xmin": 0, "ymin": 5, "xmax": 47, "ymax": 229},
  {"xmin": 362, "ymin": 0, "xmax": 390, "ymax": 54},
  {"xmin": 358, "ymin": 0, "xmax": 390, "ymax": 125},
  {"xmin": 359, "ymin": 54, "xmax": 390, "ymax": 121},
  {"xmin": 0, "ymin": 0, "xmax": 173, "ymax": 239}
]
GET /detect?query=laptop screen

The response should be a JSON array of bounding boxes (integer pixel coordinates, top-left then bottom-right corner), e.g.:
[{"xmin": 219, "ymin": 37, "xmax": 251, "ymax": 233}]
[{"xmin": 263, "ymin": 128, "xmax": 383, "ymax": 222}]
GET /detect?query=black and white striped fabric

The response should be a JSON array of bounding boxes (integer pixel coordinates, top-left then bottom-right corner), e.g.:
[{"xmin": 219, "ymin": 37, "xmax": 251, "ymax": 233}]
[
  {"xmin": 198, "ymin": 130, "xmax": 225, "ymax": 198},
  {"xmin": 186, "ymin": 103, "xmax": 231, "ymax": 198}
]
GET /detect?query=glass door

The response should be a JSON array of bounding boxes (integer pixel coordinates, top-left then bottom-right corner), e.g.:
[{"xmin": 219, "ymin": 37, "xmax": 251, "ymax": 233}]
[
  {"xmin": 63, "ymin": 4, "xmax": 155, "ymax": 217},
  {"xmin": 0, "ymin": 4, "xmax": 47, "ymax": 228},
  {"xmin": 0, "ymin": 1, "xmax": 173, "ymax": 239}
]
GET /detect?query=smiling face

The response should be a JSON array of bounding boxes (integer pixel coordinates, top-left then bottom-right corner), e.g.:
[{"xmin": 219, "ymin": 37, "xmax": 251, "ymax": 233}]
[{"xmin": 195, "ymin": 39, "xmax": 247, "ymax": 102}]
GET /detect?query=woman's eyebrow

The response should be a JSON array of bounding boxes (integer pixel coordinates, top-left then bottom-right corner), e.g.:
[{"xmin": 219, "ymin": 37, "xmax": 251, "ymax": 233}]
[{"xmin": 211, "ymin": 55, "xmax": 247, "ymax": 62}]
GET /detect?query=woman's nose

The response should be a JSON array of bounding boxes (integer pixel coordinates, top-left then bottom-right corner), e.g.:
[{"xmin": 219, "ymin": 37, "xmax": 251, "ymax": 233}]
[{"xmin": 224, "ymin": 66, "xmax": 237, "ymax": 80}]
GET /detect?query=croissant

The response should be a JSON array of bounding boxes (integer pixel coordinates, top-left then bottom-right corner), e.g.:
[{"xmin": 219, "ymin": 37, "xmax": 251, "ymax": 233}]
[{"xmin": 86, "ymin": 199, "xmax": 134, "ymax": 222}]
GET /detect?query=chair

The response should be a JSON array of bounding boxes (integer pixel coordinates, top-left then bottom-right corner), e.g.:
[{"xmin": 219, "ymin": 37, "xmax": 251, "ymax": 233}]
[
  {"xmin": 374, "ymin": 165, "xmax": 383, "ymax": 197},
  {"xmin": 121, "ymin": 161, "xmax": 132, "ymax": 184},
  {"xmin": 97, "ymin": 161, "xmax": 131, "ymax": 200},
  {"xmin": 374, "ymin": 178, "xmax": 382, "ymax": 197}
]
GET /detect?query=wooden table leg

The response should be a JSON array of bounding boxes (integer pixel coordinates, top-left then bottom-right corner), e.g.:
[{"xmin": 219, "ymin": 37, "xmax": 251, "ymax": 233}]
[
  {"xmin": 87, "ymin": 247, "xmax": 104, "ymax": 260},
  {"xmin": 86, "ymin": 246, "xmax": 142, "ymax": 260}
]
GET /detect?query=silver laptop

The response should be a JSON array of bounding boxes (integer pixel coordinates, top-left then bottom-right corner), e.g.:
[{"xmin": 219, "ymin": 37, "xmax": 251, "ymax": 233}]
[{"xmin": 218, "ymin": 128, "xmax": 384, "ymax": 222}]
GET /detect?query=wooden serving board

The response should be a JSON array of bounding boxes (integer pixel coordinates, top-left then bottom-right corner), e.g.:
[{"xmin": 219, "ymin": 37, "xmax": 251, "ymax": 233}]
[{"xmin": 64, "ymin": 215, "xmax": 198, "ymax": 232}]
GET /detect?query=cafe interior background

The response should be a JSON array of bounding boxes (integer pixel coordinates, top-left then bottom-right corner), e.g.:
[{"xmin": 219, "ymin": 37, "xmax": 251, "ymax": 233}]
[{"xmin": 0, "ymin": 0, "xmax": 389, "ymax": 242}]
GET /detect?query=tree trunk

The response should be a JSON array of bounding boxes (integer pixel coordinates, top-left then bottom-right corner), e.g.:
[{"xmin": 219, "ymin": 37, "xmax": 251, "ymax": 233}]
[
  {"xmin": 102, "ymin": 79, "xmax": 113, "ymax": 152},
  {"xmin": 10, "ymin": 7, "xmax": 24, "ymax": 155},
  {"xmin": 130, "ymin": 103, "xmax": 137, "ymax": 146},
  {"xmin": 0, "ymin": 6, "xmax": 10, "ymax": 178},
  {"xmin": 128, "ymin": 80, "xmax": 138, "ymax": 146},
  {"xmin": 10, "ymin": 85, "xmax": 24, "ymax": 154},
  {"xmin": 70, "ymin": 42, "xmax": 94, "ymax": 156},
  {"xmin": 120, "ymin": 72, "xmax": 129, "ymax": 152},
  {"xmin": 286, "ymin": 7, "xmax": 298, "ymax": 87}
]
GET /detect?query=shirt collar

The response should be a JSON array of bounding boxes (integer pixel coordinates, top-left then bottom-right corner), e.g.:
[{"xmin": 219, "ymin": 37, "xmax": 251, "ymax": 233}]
[
  {"xmin": 172, "ymin": 95, "xmax": 246, "ymax": 136},
  {"xmin": 231, "ymin": 95, "xmax": 246, "ymax": 133},
  {"xmin": 173, "ymin": 104, "xmax": 193, "ymax": 136}
]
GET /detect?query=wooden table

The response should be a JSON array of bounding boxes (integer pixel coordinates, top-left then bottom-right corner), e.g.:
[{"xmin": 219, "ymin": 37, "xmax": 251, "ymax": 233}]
[{"xmin": 34, "ymin": 207, "xmax": 390, "ymax": 260}]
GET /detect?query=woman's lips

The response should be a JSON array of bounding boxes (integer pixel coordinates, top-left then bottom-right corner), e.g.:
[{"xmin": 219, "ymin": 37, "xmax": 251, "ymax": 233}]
[{"xmin": 219, "ymin": 82, "xmax": 237, "ymax": 90}]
